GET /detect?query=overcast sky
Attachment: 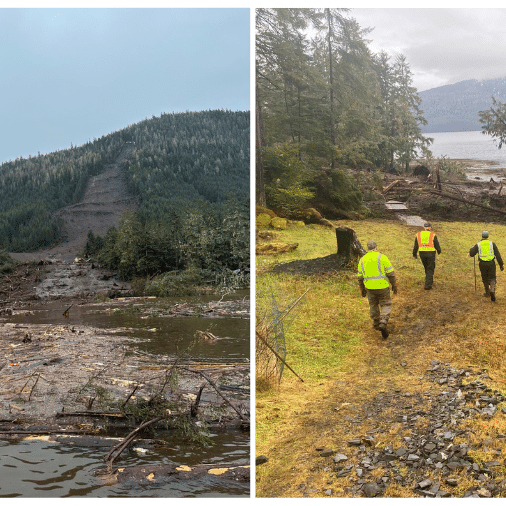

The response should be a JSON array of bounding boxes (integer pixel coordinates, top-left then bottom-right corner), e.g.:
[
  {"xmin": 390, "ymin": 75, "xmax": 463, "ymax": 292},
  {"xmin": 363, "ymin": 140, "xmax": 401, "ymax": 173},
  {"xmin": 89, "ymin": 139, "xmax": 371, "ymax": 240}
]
[
  {"xmin": 350, "ymin": 8, "xmax": 506, "ymax": 93},
  {"xmin": 0, "ymin": 8, "xmax": 250, "ymax": 164}
]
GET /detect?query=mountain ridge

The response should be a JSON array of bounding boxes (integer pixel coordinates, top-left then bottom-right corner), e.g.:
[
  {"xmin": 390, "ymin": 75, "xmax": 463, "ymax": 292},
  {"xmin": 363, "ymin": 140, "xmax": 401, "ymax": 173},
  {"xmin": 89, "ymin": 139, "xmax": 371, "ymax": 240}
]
[{"xmin": 419, "ymin": 77, "xmax": 506, "ymax": 133}]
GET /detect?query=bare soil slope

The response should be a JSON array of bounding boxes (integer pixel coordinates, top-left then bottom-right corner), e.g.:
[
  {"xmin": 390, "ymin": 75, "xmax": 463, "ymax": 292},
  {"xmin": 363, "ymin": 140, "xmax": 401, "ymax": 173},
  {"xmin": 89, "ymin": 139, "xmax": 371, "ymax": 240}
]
[{"xmin": 11, "ymin": 147, "xmax": 138, "ymax": 264}]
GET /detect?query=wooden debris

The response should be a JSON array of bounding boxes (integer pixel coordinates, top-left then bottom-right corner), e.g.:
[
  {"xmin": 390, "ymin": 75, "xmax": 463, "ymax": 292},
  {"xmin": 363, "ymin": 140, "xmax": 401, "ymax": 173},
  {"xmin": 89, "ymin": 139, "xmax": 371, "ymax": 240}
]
[{"xmin": 195, "ymin": 330, "xmax": 217, "ymax": 340}]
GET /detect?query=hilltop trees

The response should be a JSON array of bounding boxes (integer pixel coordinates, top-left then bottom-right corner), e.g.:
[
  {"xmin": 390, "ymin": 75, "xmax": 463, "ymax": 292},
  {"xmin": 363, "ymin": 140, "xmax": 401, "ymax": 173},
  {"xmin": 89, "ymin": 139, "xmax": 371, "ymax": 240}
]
[
  {"xmin": 256, "ymin": 8, "xmax": 430, "ymax": 217},
  {"xmin": 479, "ymin": 96, "xmax": 506, "ymax": 149},
  {"xmin": 0, "ymin": 110, "xmax": 250, "ymax": 287}
]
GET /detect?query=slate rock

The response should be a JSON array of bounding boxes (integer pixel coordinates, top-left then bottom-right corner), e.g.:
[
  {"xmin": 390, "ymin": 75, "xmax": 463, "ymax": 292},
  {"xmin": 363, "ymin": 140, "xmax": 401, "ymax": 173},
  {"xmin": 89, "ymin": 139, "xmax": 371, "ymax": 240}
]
[
  {"xmin": 333, "ymin": 454, "xmax": 348, "ymax": 463},
  {"xmin": 256, "ymin": 455, "xmax": 269, "ymax": 466},
  {"xmin": 320, "ymin": 449, "xmax": 335, "ymax": 457},
  {"xmin": 485, "ymin": 460, "xmax": 502, "ymax": 468},
  {"xmin": 362, "ymin": 482, "xmax": 381, "ymax": 497}
]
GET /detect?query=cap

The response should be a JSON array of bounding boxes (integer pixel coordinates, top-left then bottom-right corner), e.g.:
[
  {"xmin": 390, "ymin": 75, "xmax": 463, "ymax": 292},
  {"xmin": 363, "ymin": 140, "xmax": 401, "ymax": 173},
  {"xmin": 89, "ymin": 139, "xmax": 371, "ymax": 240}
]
[
  {"xmin": 424, "ymin": 222, "xmax": 431, "ymax": 228},
  {"xmin": 482, "ymin": 231, "xmax": 489, "ymax": 238},
  {"xmin": 367, "ymin": 240, "xmax": 377, "ymax": 251}
]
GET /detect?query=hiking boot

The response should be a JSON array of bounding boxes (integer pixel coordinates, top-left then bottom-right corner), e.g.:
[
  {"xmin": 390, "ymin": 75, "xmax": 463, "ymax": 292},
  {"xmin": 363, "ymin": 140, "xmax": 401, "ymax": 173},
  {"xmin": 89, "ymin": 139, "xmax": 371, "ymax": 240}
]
[
  {"xmin": 378, "ymin": 323, "xmax": 389, "ymax": 339},
  {"xmin": 491, "ymin": 292, "xmax": 496, "ymax": 302},
  {"xmin": 424, "ymin": 286, "xmax": 432, "ymax": 290}
]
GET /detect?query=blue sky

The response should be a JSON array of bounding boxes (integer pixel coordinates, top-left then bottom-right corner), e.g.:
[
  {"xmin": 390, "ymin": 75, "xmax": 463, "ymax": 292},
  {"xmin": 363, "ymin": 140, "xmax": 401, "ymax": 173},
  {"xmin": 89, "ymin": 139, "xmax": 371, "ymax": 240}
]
[{"xmin": 0, "ymin": 8, "xmax": 250, "ymax": 164}]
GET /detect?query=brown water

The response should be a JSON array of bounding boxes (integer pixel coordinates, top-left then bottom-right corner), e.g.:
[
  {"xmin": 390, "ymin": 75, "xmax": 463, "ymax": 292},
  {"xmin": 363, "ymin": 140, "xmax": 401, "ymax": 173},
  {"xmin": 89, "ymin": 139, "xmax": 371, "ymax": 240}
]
[
  {"xmin": 8, "ymin": 292, "xmax": 250, "ymax": 363},
  {"xmin": 0, "ymin": 292, "xmax": 250, "ymax": 497},
  {"xmin": 0, "ymin": 431, "xmax": 249, "ymax": 497}
]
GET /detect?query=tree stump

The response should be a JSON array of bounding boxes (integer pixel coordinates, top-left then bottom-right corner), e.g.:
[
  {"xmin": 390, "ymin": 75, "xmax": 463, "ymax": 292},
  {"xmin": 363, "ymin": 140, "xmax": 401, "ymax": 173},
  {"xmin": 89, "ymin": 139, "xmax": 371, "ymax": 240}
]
[{"xmin": 335, "ymin": 227, "xmax": 366, "ymax": 264}]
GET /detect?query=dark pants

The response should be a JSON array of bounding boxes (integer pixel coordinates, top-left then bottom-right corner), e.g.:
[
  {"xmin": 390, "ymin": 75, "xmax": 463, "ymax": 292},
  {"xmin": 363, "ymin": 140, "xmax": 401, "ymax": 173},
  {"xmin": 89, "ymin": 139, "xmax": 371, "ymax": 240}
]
[
  {"xmin": 419, "ymin": 251, "xmax": 436, "ymax": 288},
  {"xmin": 479, "ymin": 260, "xmax": 497, "ymax": 294},
  {"xmin": 366, "ymin": 287, "xmax": 391, "ymax": 328}
]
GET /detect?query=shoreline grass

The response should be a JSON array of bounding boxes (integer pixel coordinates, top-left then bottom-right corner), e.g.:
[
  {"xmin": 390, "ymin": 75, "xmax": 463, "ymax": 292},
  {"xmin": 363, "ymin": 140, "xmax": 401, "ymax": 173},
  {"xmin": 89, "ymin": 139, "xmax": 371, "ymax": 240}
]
[{"xmin": 255, "ymin": 218, "xmax": 506, "ymax": 498}]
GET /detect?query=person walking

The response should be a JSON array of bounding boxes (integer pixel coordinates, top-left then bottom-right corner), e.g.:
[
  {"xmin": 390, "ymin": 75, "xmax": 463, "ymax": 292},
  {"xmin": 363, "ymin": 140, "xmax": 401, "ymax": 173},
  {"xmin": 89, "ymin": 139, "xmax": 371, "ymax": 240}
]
[
  {"xmin": 358, "ymin": 240, "xmax": 398, "ymax": 339},
  {"xmin": 413, "ymin": 222, "xmax": 441, "ymax": 290},
  {"xmin": 467, "ymin": 231, "xmax": 504, "ymax": 301}
]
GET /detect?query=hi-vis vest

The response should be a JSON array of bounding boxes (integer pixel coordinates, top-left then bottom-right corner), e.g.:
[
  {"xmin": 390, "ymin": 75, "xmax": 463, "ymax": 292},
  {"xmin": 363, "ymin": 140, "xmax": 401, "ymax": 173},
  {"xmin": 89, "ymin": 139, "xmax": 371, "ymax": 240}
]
[
  {"xmin": 478, "ymin": 240, "xmax": 495, "ymax": 261},
  {"xmin": 358, "ymin": 251, "xmax": 394, "ymax": 289},
  {"xmin": 417, "ymin": 230, "xmax": 436, "ymax": 252}
]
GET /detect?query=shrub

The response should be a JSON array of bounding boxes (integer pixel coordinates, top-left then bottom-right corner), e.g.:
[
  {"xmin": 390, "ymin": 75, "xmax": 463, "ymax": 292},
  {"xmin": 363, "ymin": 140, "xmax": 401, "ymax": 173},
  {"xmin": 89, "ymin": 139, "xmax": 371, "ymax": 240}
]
[{"xmin": 0, "ymin": 250, "xmax": 18, "ymax": 274}]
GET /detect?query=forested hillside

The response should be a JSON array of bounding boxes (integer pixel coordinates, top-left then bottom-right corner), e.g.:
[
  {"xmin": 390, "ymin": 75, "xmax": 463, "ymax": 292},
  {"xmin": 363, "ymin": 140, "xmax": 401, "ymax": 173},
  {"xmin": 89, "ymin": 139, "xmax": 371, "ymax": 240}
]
[
  {"xmin": 419, "ymin": 77, "xmax": 506, "ymax": 133},
  {"xmin": 0, "ymin": 109, "xmax": 250, "ymax": 283}
]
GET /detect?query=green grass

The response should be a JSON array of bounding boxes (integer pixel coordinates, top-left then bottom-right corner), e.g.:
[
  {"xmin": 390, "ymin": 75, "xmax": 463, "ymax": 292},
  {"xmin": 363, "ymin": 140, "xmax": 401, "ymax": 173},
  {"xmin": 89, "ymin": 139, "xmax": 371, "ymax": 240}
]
[{"xmin": 256, "ymin": 218, "xmax": 506, "ymax": 498}]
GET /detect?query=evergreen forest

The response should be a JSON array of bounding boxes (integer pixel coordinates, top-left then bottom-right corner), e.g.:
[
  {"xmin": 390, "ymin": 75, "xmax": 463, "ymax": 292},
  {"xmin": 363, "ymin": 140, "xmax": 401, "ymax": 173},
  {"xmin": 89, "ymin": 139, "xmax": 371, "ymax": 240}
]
[
  {"xmin": 256, "ymin": 8, "xmax": 432, "ymax": 218},
  {"xmin": 0, "ymin": 109, "xmax": 250, "ymax": 287}
]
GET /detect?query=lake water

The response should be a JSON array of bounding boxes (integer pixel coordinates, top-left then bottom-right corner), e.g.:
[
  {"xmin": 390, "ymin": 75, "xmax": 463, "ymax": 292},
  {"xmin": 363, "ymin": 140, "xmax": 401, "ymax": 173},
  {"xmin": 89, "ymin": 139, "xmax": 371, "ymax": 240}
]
[{"xmin": 427, "ymin": 130, "xmax": 506, "ymax": 169}]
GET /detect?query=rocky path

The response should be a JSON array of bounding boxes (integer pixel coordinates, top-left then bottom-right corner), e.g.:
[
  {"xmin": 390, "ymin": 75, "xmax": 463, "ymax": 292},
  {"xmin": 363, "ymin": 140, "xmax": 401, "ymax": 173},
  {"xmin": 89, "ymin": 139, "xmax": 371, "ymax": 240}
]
[
  {"xmin": 312, "ymin": 362, "xmax": 506, "ymax": 498},
  {"xmin": 256, "ymin": 267, "xmax": 506, "ymax": 498}
]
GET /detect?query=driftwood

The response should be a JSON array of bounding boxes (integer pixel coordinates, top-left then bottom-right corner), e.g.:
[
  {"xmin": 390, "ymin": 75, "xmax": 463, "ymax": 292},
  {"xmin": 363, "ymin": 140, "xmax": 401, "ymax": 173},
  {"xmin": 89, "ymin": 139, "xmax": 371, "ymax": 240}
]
[
  {"xmin": 180, "ymin": 367, "xmax": 248, "ymax": 421},
  {"xmin": 105, "ymin": 416, "xmax": 162, "ymax": 470},
  {"xmin": 0, "ymin": 429, "xmax": 97, "ymax": 435},
  {"xmin": 56, "ymin": 410, "xmax": 127, "ymax": 418},
  {"xmin": 191, "ymin": 384, "xmax": 206, "ymax": 417},
  {"xmin": 429, "ymin": 189, "xmax": 506, "ymax": 216}
]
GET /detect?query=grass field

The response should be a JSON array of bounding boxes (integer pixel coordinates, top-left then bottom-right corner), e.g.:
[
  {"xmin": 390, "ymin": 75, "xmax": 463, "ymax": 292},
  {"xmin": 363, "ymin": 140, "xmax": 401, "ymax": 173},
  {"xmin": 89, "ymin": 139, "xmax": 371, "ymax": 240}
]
[{"xmin": 255, "ymin": 218, "xmax": 506, "ymax": 497}]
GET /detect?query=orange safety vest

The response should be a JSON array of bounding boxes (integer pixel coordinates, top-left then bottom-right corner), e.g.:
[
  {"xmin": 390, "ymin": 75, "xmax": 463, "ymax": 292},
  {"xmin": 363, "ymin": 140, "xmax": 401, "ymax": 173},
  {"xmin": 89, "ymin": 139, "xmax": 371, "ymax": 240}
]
[{"xmin": 417, "ymin": 231, "xmax": 436, "ymax": 252}]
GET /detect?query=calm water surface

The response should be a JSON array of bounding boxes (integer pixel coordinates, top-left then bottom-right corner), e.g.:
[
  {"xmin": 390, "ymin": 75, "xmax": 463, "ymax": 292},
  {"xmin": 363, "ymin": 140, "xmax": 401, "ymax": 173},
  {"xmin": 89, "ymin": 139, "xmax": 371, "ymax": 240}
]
[{"xmin": 428, "ymin": 130, "xmax": 506, "ymax": 169}]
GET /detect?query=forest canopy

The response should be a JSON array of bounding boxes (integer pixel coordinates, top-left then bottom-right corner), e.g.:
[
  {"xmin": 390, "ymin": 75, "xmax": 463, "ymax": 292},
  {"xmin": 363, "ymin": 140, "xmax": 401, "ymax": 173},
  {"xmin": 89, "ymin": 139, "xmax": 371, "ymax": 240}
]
[
  {"xmin": 256, "ymin": 8, "xmax": 432, "ymax": 218},
  {"xmin": 0, "ymin": 109, "xmax": 250, "ymax": 286}
]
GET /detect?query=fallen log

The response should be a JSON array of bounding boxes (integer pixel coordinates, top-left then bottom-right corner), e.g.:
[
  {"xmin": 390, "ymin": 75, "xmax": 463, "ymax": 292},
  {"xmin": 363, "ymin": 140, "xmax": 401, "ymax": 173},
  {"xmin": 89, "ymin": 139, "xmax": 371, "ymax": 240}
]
[
  {"xmin": 428, "ymin": 189, "xmax": 506, "ymax": 216},
  {"xmin": 382, "ymin": 179, "xmax": 404, "ymax": 193},
  {"xmin": 98, "ymin": 462, "xmax": 250, "ymax": 485},
  {"xmin": 179, "ymin": 367, "xmax": 249, "ymax": 421},
  {"xmin": 105, "ymin": 416, "xmax": 162, "ymax": 470},
  {"xmin": 56, "ymin": 411, "xmax": 127, "ymax": 418}
]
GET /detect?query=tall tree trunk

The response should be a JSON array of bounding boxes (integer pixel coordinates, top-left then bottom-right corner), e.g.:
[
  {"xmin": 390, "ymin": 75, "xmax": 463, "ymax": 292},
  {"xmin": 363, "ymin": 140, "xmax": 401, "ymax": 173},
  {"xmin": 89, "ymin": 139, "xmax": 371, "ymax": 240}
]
[
  {"xmin": 256, "ymin": 82, "xmax": 266, "ymax": 206},
  {"xmin": 326, "ymin": 9, "xmax": 336, "ymax": 170}
]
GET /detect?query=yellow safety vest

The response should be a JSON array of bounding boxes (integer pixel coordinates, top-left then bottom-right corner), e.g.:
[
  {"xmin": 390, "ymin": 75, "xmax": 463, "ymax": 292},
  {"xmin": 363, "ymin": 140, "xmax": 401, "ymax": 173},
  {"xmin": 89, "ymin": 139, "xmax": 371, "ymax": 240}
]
[
  {"xmin": 417, "ymin": 230, "xmax": 436, "ymax": 251},
  {"xmin": 478, "ymin": 240, "xmax": 495, "ymax": 261},
  {"xmin": 358, "ymin": 251, "xmax": 394, "ymax": 289}
]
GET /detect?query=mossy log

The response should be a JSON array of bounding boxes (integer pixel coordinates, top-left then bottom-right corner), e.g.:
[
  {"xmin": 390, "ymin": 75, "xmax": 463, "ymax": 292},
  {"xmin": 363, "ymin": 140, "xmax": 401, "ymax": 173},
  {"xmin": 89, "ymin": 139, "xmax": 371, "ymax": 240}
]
[{"xmin": 256, "ymin": 243, "xmax": 299, "ymax": 255}]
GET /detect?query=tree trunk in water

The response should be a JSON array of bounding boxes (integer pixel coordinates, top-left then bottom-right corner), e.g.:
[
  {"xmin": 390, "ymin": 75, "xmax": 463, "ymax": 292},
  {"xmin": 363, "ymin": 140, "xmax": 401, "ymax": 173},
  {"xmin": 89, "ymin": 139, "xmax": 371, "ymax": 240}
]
[{"xmin": 335, "ymin": 227, "xmax": 366, "ymax": 263}]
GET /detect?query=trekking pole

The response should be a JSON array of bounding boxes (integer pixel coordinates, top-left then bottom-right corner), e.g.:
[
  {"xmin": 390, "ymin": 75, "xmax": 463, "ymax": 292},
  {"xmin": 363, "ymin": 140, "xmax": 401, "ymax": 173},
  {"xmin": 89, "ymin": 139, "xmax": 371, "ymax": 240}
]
[{"xmin": 474, "ymin": 256, "xmax": 477, "ymax": 293}]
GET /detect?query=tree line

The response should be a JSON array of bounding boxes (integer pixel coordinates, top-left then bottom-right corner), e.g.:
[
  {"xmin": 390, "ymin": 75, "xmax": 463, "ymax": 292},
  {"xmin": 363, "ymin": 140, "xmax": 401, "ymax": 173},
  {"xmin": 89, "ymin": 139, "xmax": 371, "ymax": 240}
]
[
  {"xmin": 0, "ymin": 110, "xmax": 250, "ymax": 289},
  {"xmin": 256, "ymin": 8, "xmax": 432, "ymax": 217}
]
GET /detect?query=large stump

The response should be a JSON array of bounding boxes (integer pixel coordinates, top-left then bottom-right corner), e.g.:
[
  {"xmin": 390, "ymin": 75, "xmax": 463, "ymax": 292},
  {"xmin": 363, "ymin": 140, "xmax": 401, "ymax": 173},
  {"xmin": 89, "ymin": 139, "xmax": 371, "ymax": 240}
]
[{"xmin": 335, "ymin": 227, "xmax": 366, "ymax": 264}]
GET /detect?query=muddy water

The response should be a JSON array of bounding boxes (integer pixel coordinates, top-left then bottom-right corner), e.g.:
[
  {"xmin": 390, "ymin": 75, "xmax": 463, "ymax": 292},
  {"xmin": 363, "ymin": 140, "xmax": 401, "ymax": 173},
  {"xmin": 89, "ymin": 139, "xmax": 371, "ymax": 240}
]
[
  {"xmin": 0, "ymin": 431, "xmax": 249, "ymax": 497},
  {"xmin": 1, "ymin": 292, "xmax": 250, "ymax": 497},
  {"xmin": 9, "ymin": 292, "xmax": 250, "ymax": 363}
]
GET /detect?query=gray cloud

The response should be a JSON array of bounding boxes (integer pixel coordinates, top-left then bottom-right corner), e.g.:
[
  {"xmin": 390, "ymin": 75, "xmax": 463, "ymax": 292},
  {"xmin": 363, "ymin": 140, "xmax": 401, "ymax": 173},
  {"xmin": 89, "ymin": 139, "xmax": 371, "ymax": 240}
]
[{"xmin": 351, "ymin": 8, "xmax": 506, "ymax": 91}]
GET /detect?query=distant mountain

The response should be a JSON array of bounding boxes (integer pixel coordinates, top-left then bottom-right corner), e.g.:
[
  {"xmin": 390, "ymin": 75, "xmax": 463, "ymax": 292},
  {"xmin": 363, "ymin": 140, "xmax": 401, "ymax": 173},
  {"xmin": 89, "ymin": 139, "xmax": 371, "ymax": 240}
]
[{"xmin": 418, "ymin": 77, "xmax": 506, "ymax": 133}]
